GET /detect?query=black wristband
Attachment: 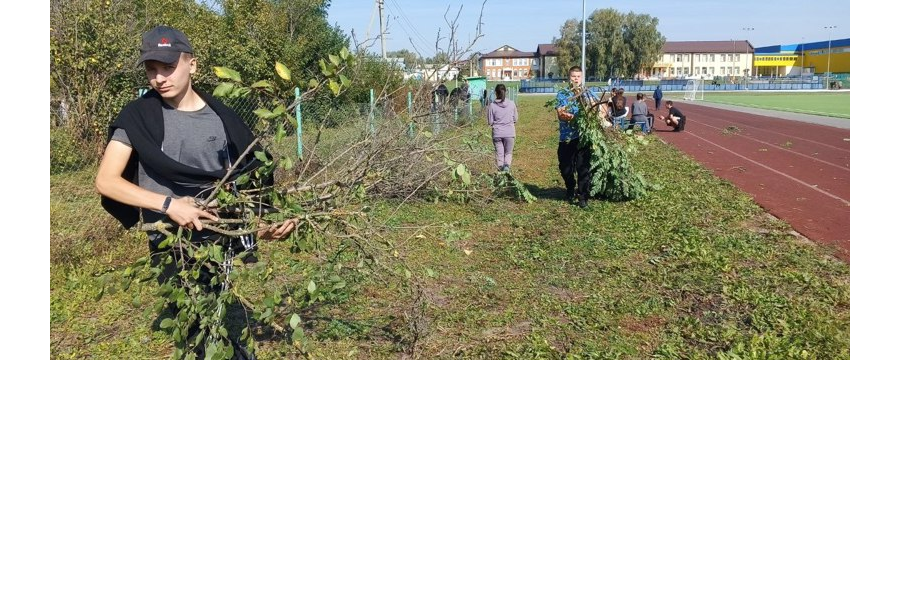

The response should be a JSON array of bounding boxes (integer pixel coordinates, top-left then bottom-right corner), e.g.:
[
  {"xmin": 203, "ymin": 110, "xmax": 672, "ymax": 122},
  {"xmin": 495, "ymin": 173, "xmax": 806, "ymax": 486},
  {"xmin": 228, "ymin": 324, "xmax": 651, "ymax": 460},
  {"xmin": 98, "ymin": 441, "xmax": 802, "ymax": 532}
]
[{"xmin": 161, "ymin": 196, "xmax": 173, "ymax": 214}]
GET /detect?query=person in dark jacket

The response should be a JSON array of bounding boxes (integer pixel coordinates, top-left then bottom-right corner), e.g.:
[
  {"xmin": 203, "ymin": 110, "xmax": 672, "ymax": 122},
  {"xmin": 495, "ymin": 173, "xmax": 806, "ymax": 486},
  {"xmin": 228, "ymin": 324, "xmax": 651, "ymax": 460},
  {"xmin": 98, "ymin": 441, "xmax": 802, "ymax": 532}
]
[
  {"xmin": 653, "ymin": 85, "xmax": 663, "ymax": 110},
  {"xmin": 662, "ymin": 100, "xmax": 686, "ymax": 131},
  {"xmin": 95, "ymin": 26, "xmax": 294, "ymax": 358},
  {"xmin": 435, "ymin": 82, "xmax": 449, "ymax": 107}
]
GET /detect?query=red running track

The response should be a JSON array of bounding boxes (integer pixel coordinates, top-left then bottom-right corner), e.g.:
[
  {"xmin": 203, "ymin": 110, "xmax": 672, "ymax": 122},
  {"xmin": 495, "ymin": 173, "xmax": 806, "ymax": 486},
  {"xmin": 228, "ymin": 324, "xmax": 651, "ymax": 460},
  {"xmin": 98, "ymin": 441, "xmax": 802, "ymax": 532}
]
[{"xmin": 651, "ymin": 103, "xmax": 850, "ymax": 262}]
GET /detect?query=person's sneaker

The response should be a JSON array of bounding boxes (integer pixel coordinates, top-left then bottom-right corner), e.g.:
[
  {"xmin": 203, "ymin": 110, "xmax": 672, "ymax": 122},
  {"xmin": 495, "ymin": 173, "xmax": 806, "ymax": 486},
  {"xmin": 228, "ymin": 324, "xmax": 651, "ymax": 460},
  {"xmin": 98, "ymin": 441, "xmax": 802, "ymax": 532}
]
[
  {"xmin": 577, "ymin": 197, "xmax": 588, "ymax": 209},
  {"xmin": 501, "ymin": 165, "xmax": 510, "ymax": 173}
]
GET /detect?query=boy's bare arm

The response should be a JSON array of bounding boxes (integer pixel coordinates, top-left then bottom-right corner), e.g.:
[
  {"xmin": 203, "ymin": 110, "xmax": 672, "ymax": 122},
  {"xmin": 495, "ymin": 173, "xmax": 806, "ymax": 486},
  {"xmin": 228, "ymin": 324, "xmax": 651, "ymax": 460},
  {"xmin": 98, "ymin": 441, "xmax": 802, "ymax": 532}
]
[{"xmin": 95, "ymin": 140, "xmax": 218, "ymax": 231}]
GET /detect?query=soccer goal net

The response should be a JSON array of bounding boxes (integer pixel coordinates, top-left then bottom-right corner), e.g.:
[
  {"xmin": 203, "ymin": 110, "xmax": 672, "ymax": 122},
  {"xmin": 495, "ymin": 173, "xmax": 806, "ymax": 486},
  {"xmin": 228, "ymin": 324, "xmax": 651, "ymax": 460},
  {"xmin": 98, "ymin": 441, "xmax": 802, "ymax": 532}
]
[{"xmin": 684, "ymin": 79, "xmax": 704, "ymax": 101}]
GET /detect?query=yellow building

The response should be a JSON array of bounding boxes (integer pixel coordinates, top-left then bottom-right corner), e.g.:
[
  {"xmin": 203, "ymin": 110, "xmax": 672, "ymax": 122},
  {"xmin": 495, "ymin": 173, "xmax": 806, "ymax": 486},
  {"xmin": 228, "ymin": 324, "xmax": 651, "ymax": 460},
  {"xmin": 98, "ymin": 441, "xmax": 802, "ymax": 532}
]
[{"xmin": 754, "ymin": 39, "xmax": 850, "ymax": 77}]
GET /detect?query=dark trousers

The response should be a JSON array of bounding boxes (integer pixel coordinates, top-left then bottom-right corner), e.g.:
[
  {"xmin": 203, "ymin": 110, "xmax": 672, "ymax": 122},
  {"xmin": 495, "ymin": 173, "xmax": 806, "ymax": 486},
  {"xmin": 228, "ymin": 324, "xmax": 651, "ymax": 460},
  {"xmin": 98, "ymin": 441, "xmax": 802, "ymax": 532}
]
[{"xmin": 557, "ymin": 140, "xmax": 592, "ymax": 200}]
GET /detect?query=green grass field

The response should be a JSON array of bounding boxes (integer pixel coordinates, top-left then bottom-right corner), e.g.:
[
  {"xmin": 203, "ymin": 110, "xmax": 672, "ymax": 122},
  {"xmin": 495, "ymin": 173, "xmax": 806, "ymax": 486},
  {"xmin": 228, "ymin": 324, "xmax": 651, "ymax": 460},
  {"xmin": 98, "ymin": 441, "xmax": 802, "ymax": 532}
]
[
  {"xmin": 699, "ymin": 92, "xmax": 850, "ymax": 118},
  {"xmin": 50, "ymin": 95, "xmax": 850, "ymax": 359}
]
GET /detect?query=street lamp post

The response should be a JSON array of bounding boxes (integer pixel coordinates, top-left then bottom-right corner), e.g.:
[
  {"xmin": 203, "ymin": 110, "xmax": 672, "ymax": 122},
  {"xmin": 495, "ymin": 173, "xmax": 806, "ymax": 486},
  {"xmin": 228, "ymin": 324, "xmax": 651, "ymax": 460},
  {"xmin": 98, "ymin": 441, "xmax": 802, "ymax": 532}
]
[
  {"xmin": 732, "ymin": 39, "xmax": 735, "ymax": 84},
  {"xmin": 581, "ymin": 0, "xmax": 586, "ymax": 77},
  {"xmin": 824, "ymin": 25, "xmax": 836, "ymax": 89},
  {"xmin": 742, "ymin": 27, "xmax": 754, "ymax": 78}
]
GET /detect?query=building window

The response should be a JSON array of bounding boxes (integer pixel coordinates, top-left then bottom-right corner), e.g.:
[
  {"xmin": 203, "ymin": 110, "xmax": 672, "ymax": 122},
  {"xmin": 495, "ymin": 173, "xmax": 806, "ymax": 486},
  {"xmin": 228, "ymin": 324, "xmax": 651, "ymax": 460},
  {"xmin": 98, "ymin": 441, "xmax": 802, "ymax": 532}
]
[
  {"xmin": 720, "ymin": 67, "xmax": 725, "ymax": 75},
  {"xmin": 720, "ymin": 54, "xmax": 726, "ymax": 62},
  {"xmin": 675, "ymin": 54, "xmax": 681, "ymax": 62},
  {"xmin": 702, "ymin": 67, "xmax": 708, "ymax": 75}
]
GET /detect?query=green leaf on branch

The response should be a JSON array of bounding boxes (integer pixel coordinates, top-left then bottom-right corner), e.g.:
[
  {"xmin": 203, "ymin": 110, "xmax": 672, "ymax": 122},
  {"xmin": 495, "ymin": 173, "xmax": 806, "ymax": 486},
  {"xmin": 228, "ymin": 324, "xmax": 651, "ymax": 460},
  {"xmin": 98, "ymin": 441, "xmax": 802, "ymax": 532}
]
[
  {"xmin": 307, "ymin": 280, "xmax": 317, "ymax": 294},
  {"xmin": 253, "ymin": 108, "xmax": 276, "ymax": 119},
  {"xmin": 455, "ymin": 163, "xmax": 471, "ymax": 185},
  {"xmin": 328, "ymin": 54, "xmax": 340, "ymax": 66},
  {"xmin": 275, "ymin": 61, "xmax": 291, "ymax": 81},
  {"xmin": 213, "ymin": 66, "xmax": 242, "ymax": 82},
  {"xmin": 289, "ymin": 313, "xmax": 302, "ymax": 329},
  {"xmin": 339, "ymin": 74, "xmax": 350, "ymax": 87},
  {"xmin": 213, "ymin": 82, "xmax": 235, "ymax": 97},
  {"xmin": 340, "ymin": 47, "xmax": 350, "ymax": 60},
  {"xmin": 328, "ymin": 80, "xmax": 341, "ymax": 96},
  {"xmin": 251, "ymin": 80, "xmax": 275, "ymax": 91},
  {"xmin": 307, "ymin": 78, "xmax": 319, "ymax": 90}
]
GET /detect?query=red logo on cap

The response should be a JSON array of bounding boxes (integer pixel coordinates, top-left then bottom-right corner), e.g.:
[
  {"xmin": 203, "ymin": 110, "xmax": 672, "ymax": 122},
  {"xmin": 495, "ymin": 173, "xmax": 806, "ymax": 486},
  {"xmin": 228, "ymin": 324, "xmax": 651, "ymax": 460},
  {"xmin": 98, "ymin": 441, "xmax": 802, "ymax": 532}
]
[{"xmin": 160, "ymin": 37, "xmax": 170, "ymax": 44}]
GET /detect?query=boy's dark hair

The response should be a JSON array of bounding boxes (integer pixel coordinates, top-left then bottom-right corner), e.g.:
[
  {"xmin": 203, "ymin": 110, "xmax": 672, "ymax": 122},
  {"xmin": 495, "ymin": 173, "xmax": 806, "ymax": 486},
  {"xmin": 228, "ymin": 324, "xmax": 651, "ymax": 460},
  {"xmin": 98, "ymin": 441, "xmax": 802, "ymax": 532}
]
[
  {"xmin": 568, "ymin": 66, "xmax": 582, "ymax": 74},
  {"xmin": 636, "ymin": 92, "xmax": 644, "ymax": 100},
  {"xmin": 665, "ymin": 100, "xmax": 674, "ymax": 106}
]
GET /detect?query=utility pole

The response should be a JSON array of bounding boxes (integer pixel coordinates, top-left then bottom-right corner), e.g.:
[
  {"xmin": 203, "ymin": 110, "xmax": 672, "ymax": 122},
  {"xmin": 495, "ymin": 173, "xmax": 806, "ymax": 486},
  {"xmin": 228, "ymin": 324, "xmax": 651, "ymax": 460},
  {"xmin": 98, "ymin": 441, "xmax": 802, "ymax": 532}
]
[
  {"xmin": 581, "ymin": 0, "xmax": 586, "ymax": 77},
  {"xmin": 377, "ymin": 0, "xmax": 386, "ymax": 60},
  {"xmin": 824, "ymin": 26, "xmax": 836, "ymax": 89}
]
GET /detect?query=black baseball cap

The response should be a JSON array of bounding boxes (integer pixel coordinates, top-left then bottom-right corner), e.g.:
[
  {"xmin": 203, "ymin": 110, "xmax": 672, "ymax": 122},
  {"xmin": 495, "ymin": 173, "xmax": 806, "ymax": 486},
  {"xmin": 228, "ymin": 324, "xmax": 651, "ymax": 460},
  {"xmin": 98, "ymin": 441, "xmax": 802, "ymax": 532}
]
[{"xmin": 137, "ymin": 26, "xmax": 194, "ymax": 66}]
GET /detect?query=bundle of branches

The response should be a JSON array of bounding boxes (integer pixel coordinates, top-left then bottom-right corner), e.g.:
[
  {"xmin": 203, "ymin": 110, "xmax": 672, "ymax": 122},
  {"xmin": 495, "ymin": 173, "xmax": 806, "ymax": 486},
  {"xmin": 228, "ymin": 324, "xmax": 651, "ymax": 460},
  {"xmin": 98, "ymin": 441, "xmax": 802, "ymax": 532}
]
[
  {"xmin": 568, "ymin": 86, "xmax": 649, "ymax": 202},
  {"xmin": 124, "ymin": 48, "xmax": 508, "ymax": 358},
  {"xmin": 115, "ymin": 3, "xmax": 532, "ymax": 358}
]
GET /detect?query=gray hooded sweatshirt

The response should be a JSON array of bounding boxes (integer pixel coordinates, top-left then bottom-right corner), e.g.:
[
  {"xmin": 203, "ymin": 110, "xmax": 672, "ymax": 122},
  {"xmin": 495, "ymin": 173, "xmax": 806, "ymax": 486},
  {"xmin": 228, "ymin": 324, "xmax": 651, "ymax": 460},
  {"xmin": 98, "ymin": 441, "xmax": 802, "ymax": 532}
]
[{"xmin": 487, "ymin": 99, "xmax": 518, "ymax": 139}]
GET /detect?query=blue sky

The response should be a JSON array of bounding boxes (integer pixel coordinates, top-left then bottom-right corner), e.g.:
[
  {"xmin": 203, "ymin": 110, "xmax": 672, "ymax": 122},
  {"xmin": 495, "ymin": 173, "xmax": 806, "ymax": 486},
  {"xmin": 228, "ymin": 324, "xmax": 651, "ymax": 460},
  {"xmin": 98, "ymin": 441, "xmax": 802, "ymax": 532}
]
[{"xmin": 328, "ymin": 0, "xmax": 849, "ymax": 56}]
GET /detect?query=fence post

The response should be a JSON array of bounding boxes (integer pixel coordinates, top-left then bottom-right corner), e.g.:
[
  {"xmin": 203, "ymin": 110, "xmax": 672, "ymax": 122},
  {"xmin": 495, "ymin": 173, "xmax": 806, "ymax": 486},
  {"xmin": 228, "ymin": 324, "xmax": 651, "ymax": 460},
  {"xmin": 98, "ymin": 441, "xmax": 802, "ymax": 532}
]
[
  {"xmin": 432, "ymin": 91, "xmax": 440, "ymax": 135},
  {"xmin": 407, "ymin": 91, "xmax": 413, "ymax": 138},
  {"xmin": 295, "ymin": 87, "xmax": 302, "ymax": 160},
  {"xmin": 368, "ymin": 88, "xmax": 375, "ymax": 134}
]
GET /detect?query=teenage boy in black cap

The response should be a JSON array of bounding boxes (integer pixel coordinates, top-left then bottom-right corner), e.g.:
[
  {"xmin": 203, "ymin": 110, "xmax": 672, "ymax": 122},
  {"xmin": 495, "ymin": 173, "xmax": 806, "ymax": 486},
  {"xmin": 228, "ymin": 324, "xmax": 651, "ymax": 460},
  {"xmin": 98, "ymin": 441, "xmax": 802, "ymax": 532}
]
[{"xmin": 95, "ymin": 26, "xmax": 294, "ymax": 357}]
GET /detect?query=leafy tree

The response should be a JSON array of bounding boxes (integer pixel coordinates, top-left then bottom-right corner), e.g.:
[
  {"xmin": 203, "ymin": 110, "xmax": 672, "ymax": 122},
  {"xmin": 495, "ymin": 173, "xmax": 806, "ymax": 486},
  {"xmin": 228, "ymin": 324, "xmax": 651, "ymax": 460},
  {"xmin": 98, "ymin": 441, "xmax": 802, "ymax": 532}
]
[
  {"xmin": 554, "ymin": 18, "xmax": 582, "ymax": 76},
  {"xmin": 387, "ymin": 48, "xmax": 423, "ymax": 70},
  {"xmin": 50, "ymin": 0, "xmax": 348, "ymax": 156},
  {"xmin": 622, "ymin": 12, "xmax": 665, "ymax": 77},
  {"xmin": 552, "ymin": 8, "xmax": 664, "ymax": 80}
]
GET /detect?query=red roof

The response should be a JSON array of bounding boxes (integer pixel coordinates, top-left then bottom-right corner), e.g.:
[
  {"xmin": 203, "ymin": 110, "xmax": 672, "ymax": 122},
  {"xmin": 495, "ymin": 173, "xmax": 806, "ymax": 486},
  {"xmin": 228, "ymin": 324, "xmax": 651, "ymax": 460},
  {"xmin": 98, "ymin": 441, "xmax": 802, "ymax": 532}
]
[
  {"xmin": 662, "ymin": 41, "xmax": 755, "ymax": 53},
  {"xmin": 536, "ymin": 44, "xmax": 558, "ymax": 56}
]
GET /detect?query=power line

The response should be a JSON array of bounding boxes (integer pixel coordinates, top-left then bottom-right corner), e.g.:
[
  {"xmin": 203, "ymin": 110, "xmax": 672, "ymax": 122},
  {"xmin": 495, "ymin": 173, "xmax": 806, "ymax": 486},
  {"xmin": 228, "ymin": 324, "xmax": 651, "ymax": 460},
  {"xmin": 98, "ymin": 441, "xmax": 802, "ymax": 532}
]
[{"xmin": 385, "ymin": 0, "xmax": 432, "ymax": 52}]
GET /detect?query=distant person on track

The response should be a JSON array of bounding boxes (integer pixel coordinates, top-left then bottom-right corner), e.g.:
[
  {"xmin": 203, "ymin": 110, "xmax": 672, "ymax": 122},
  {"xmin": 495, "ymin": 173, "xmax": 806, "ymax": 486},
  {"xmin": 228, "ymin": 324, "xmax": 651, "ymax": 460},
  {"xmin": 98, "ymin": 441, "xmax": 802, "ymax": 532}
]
[
  {"xmin": 662, "ymin": 100, "xmax": 686, "ymax": 132},
  {"xmin": 487, "ymin": 83, "xmax": 518, "ymax": 172},
  {"xmin": 653, "ymin": 85, "xmax": 663, "ymax": 110}
]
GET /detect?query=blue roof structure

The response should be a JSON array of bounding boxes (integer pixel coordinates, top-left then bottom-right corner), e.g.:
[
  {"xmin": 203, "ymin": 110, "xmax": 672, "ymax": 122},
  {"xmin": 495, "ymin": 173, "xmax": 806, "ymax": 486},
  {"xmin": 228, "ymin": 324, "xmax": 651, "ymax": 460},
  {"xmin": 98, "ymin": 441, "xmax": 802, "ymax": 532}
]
[{"xmin": 756, "ymin": 39, "xmax": 850, "ymax": 54}]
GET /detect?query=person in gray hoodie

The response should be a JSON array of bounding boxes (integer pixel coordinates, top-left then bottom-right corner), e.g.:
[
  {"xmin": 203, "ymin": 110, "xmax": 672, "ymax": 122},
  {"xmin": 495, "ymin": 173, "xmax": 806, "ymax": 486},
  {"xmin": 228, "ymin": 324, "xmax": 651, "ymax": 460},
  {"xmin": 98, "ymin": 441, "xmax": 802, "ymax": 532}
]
[{"xmin": 487, "ymin": 84, "xmax": 518, "ymax": 172}]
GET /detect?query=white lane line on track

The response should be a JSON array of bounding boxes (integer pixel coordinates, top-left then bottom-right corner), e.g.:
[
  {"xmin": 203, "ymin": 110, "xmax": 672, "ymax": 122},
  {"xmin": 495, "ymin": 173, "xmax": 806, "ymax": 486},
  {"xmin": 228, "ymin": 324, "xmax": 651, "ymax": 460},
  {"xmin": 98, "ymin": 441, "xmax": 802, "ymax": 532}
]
[
  {"xmin": 688, "ymin": 108, "xmax": 850, "ymax": 152},
  {"xmin": 690, "ymin": 120, "xmax": 850, "ymax": 172},
  {"xmin": 680, "ymin": 132, "xmax": 850, "ymax": 206}
]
